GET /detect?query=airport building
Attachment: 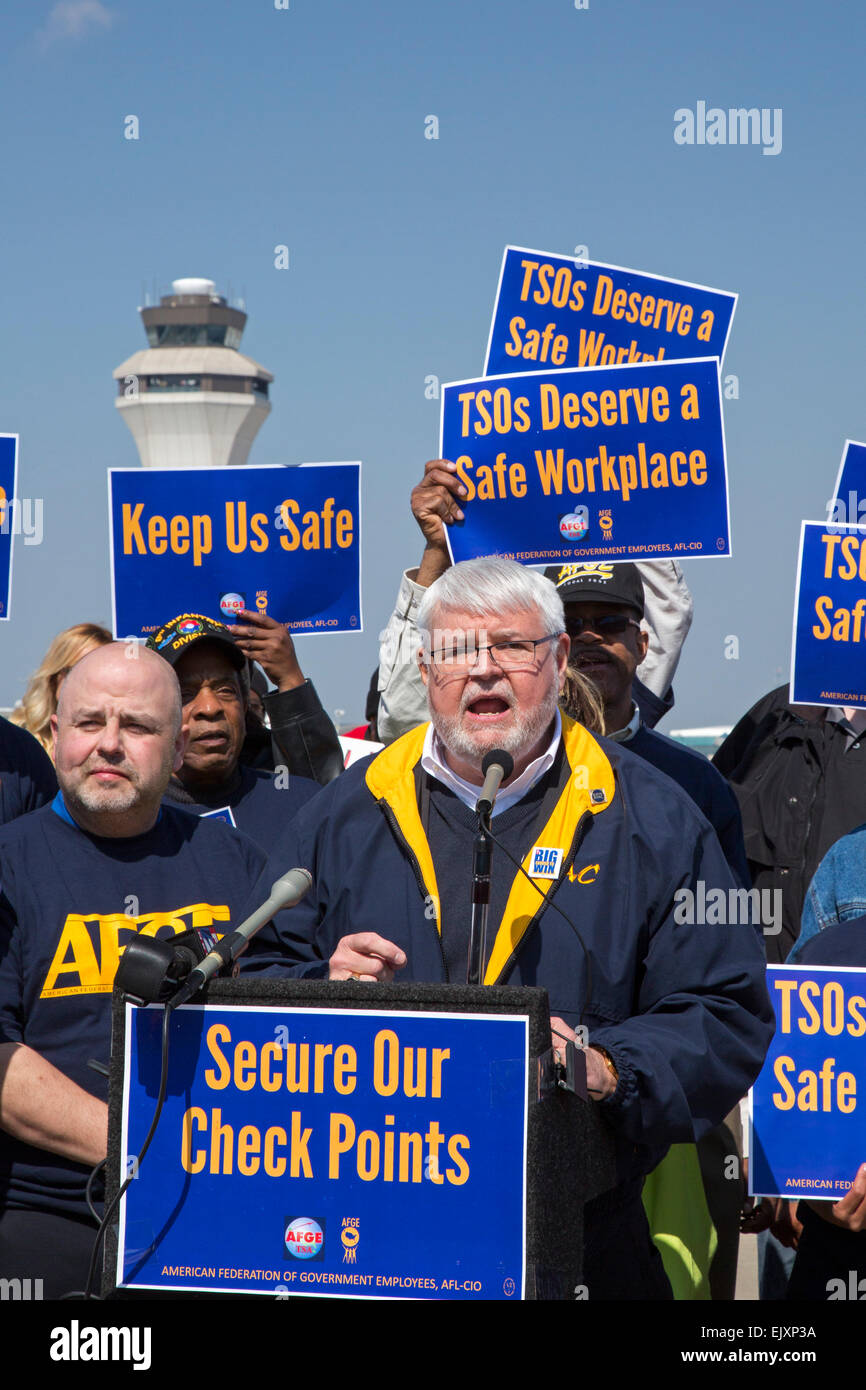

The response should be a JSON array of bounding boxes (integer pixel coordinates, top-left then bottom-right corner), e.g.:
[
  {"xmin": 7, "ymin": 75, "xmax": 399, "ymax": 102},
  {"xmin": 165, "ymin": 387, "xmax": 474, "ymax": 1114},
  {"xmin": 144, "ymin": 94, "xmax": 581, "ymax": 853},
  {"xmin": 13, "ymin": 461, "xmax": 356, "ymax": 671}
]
[{"xmin": 112, "ymin": 278, "xmax": 273, "ymax": 469}]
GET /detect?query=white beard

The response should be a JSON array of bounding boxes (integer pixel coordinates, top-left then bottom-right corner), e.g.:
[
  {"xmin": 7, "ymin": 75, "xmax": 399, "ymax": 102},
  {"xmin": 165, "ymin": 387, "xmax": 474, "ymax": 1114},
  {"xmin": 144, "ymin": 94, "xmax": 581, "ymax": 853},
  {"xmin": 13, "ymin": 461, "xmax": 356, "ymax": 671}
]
[{"xmin": 429, "ymin": 679, "xmax": 560, "ymax": 770}]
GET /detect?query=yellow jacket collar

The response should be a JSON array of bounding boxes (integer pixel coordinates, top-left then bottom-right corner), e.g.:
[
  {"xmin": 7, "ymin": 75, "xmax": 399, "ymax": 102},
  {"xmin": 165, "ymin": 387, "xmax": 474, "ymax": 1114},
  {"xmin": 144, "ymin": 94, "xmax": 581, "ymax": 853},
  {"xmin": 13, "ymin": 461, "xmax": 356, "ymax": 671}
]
[{"xmin": 365, "ymin": 716, "xmax": 614, "ymax": 983}]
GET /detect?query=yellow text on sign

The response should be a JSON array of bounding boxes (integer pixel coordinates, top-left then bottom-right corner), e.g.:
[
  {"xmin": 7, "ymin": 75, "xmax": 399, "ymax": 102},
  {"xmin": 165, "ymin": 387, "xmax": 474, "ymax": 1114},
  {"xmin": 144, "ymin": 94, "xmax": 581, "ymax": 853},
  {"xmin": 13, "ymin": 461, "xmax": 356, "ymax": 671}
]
[
  {"xmin": 278, "ymin": 498, "xmax": 354, "ymax": 551},
  {"xmin": 770, "ymin": 977, "xmax": 865, "ymax": 1114},
  {"xmin": 121, "ymin": 497, "xmax": 356, "ymax": 565}
]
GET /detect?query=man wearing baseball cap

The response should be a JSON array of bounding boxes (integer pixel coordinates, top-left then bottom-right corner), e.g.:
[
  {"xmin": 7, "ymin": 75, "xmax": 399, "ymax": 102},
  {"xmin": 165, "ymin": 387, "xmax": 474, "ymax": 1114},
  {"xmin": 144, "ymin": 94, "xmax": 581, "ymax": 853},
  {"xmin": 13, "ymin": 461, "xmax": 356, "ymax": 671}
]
[
  {"xmin": 545, "ymin": 560, "xmax": 751, "ymax": 1302},
  {"xmin": 544, "ymin": 562, "xmax": 748, "ymax": 887},
  {"xmin": 147, "ymin": 613, "xmax": 320, "ymax": 853}
]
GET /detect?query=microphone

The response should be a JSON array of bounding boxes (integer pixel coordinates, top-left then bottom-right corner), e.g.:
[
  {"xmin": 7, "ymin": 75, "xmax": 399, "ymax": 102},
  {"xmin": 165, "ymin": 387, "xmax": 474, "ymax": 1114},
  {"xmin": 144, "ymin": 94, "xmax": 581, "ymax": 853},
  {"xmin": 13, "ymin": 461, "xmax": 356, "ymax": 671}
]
[
  {"xmin": 475, "ymin": 749, "xmax": 514, "ymax": 818},
  {"xmin": 115, "ymin": 927, "xmax": 214, "ymax": 1005},
  {"xmin": 467, "ymin": 750, "xmax": 513, "ymax": 985},
  {"xmin": 168, "ymin": 867, "xmax": 313, "ymax": 1010}
]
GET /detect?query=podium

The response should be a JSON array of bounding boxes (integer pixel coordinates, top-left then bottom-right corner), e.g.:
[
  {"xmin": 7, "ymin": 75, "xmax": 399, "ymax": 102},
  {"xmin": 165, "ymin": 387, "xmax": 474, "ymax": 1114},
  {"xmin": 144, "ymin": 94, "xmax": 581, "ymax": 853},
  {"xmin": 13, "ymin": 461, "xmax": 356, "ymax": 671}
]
[{"xmin": 104, "ymin": 978, "xmax": 616, "ymax": 1301}]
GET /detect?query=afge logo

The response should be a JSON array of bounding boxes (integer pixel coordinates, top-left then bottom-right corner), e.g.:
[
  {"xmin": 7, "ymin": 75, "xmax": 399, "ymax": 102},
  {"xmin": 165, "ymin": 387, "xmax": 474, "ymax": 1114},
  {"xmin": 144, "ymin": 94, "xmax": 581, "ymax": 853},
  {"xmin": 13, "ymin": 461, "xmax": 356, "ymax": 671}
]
[
  {"xmin": 39, "ymin": 903, "xmax": 231, "ymax": 999},
  {"xmin": 219, "ymin": 592, "xmax": 245, "ymax": 617},
  {"xmin": 529, "ymin": 846, "xmax": 563, "ymax": 880},
  {"xmin": 559, "ymin": 508, "xmax": 588, "ymax": 542},
  {"xmin": 284, "ymin": 1217, "xmax": 325, "ymax": 1261},
  {"xmin": 341, "ymin": 1218, "xmax": 359, "ymax": 1264}
]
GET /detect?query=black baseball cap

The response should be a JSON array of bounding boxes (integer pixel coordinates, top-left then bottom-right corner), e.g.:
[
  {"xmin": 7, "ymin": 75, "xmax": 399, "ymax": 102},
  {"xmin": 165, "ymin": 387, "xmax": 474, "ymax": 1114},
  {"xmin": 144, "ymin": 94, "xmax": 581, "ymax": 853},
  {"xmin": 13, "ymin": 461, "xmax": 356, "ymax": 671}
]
[
  {"xmin": 544, "ymin": 563, "xmax": 645, "ymax": 618},
  {"xmin": 145, "ymin": 612, "xmax": 247, "ymax": 671}
]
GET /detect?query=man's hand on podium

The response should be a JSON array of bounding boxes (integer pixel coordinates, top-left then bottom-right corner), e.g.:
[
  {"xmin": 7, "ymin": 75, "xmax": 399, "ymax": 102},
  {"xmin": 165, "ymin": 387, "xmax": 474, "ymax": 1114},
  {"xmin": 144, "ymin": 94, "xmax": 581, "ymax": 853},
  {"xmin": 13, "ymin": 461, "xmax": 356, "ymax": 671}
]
[
  {"xmin": 329, "ymin": 933, "xmax": 407, "ymax": 983},
  {"xmin": 550, "ymin": 1017, "xmax": 618, "ymax": 1100}
]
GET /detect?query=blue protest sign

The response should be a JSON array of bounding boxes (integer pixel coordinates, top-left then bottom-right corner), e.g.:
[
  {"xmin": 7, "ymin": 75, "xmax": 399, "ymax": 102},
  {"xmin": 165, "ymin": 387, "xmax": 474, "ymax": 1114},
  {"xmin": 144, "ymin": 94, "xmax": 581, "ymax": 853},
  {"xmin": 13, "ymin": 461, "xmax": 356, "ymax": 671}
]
[
  {"xmin": 827, "ymin": 439, "xmax": 866, "ymax": 526},
  {"xmin": 116, "ymin": 1004, "xmax": 528, "ymax": 1299},
  {"xmin": 790, "ymin": 520, "xmax": 866, "ymax": 708},
  {"xmin": 750, "ymin": 965, "xmax": 866, "ymax": 1200},
  {"xmin": 440, "ymin": 359, "xmax": 729, "ymax": 565},
  {"xmin": 484, "ymin": 248, "xmax": 736, "ymax": 378},
  {"xmin": 0, "ymin": 434, "xmax": 19, "ymax": 622},
  {"xmin": 109, "ymin": 463, "xmax": 362, "ymax": 638}
]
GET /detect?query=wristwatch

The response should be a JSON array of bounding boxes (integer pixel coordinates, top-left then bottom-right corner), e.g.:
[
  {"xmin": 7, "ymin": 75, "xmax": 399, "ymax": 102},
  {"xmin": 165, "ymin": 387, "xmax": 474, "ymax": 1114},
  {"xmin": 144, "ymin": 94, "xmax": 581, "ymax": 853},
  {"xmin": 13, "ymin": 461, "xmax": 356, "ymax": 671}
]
[{"xmin": 589, "ymin": 1045, "xmax": 619, "ymax": 1088}]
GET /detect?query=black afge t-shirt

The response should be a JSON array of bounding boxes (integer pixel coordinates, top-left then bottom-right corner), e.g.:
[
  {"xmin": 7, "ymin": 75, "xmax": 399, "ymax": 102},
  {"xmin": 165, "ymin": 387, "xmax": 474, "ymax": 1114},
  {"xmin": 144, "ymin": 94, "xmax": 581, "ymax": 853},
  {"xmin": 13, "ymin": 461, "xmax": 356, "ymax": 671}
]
[{"xmin": 0, "ymin": 797, "xmax": 266, "ymax": 1219}]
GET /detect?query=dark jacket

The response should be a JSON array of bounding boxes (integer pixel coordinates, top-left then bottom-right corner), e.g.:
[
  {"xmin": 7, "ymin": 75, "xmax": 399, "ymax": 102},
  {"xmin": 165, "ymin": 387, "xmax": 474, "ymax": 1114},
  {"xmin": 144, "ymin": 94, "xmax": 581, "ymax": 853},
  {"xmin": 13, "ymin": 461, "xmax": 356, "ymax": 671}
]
[
  {"xmin": 628, "ymin": 723, "xmax": 749, "ymax": 886},
  {"xmin": 713, "ymin": 685, "xmax": 866, "ymax": 963},
  {"xmin": 633, "ymin": 676, "xmax": 674, "ymax": 730},
  {"xmin": 241, "ymin": 681, "xmax": 343, "ymax": 784},
  {"xmin": 162, "ymin": 763, "xmax": 321, "ymax": 854},
  {"xmin": 795, "ymin": 913, "xmax": 866, "ymax": 967},
  {"xmin": 0, "ymin": 717, "xmax": 57, "ymax": 822},
  {"xmin": 243, "ymin": 717, "xmax": 774, "ymax": 1187}
]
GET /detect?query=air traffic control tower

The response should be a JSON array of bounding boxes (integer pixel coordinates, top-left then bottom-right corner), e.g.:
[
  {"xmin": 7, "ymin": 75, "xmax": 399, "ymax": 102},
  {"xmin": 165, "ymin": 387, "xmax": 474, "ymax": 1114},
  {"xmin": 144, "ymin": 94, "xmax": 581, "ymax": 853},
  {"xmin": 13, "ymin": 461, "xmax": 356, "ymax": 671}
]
[{"xmin": 112, "ymin": 278, "xmax": 273, "ymax": 468}]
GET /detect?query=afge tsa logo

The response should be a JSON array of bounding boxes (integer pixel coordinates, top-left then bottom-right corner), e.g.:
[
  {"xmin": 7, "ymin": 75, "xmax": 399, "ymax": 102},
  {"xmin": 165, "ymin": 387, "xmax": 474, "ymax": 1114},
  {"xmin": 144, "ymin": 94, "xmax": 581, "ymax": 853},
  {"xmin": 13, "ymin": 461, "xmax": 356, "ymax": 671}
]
[
  {"xmin": 219, "ymin": 592, "xmax": 246, "ymax": 617},
  {"xmin": 559, "ymin": 508, "xmax": 588, "ymax": 542},
  {"xmin": 284, "ymin": 1217, "xmax": 325, "ymax": 1261}
]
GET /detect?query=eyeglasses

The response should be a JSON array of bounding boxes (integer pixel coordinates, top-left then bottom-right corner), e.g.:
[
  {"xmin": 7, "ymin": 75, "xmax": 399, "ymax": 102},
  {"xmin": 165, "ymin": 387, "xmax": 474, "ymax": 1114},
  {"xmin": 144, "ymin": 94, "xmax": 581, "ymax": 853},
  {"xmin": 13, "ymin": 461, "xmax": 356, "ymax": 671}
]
[
  {"xmin": 565, "ymin": 614, "xmax": 641, "ymax": 639},
  {"xmin": 430, "ymin": 632, "xmax": 562, "ymax": 671}
]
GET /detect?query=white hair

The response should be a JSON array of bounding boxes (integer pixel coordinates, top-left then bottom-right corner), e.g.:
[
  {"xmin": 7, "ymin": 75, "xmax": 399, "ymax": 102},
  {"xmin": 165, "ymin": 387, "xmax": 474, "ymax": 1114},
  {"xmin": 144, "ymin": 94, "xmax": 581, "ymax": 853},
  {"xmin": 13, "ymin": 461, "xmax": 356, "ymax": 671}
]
[{"xmin": 416, "ymin": 556, "xmax": 564, "ymax": 644}]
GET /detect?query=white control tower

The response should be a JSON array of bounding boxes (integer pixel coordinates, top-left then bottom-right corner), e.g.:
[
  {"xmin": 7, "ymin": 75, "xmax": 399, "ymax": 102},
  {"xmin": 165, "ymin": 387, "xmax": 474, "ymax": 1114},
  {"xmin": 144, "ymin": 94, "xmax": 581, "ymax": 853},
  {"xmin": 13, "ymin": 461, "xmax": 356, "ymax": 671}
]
[{"xmin": 112, "ymin": 278, "xmax": 273, "ymax": 468}]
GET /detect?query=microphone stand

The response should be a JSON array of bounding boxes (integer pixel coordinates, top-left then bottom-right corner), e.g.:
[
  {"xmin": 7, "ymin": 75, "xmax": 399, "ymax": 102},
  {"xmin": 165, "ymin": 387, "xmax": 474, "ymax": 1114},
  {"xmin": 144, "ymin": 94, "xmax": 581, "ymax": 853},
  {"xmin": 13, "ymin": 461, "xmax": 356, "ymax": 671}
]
[
  {"xmin": 467, "ymin": 808, "xmax": 492, "ymax": 985},
  {"xmin": 465, "ymin": 749, "xmax": 513, "ymax": 985}
]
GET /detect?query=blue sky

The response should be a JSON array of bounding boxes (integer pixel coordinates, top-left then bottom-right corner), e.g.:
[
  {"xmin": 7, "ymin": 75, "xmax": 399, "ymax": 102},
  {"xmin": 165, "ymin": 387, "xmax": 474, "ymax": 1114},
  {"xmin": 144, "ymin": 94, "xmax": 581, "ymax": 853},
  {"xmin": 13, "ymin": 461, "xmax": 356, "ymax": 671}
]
[{"xmin": 2, "ymin": 0, "xmax": 865, "ymax": 728}]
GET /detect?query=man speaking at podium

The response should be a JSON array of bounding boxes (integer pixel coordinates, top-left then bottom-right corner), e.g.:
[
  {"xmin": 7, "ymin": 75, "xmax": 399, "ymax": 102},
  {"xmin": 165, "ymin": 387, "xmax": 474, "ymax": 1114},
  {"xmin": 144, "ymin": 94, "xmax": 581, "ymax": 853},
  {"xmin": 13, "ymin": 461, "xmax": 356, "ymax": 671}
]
[{"xmin": 243, "ymin": 556, "xmax": 774, "ymax": 1299}]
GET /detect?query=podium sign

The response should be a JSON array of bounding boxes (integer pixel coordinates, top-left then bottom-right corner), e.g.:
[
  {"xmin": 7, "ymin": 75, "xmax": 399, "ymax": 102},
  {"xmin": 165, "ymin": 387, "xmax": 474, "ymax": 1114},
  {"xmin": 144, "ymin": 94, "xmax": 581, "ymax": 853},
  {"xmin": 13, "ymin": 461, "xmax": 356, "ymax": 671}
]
[{"xmin": 115, "ymin": 1002, "xmax": 528, "ymax": 1299}]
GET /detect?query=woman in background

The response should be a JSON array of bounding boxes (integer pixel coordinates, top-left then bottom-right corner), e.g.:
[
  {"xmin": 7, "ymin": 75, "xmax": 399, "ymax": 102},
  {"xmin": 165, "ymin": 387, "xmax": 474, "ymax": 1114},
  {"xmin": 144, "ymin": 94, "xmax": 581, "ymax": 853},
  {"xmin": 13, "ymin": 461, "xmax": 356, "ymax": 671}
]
[{"xmin": 10, "ymin": 623, "xmax": 112, "ymax": 758}]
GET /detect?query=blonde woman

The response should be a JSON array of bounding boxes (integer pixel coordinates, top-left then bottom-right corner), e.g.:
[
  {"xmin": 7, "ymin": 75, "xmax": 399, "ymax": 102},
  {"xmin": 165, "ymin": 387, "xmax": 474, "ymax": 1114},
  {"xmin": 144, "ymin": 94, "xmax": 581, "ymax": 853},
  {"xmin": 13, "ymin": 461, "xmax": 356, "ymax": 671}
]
[{"xmin": 10, "ymin": 623, "xmax": 112, "ymax": 758}]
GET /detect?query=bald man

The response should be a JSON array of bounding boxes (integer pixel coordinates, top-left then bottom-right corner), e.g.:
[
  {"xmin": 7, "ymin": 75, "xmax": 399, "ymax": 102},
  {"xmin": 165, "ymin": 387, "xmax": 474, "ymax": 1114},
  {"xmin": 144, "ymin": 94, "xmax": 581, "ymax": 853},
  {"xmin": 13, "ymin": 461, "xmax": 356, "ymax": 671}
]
[{"xmin": 0, "ymin": 643, "xmax": 267, "ymax": 1296}]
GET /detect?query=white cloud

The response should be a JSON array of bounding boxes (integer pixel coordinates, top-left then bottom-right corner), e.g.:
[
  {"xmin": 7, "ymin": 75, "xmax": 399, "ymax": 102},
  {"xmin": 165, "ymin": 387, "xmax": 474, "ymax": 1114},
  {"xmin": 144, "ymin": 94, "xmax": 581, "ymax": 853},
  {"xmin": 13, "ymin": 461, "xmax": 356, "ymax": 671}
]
[{"xmin": 37, "ymin": 1, "xmax": 114, "ymax": 47}]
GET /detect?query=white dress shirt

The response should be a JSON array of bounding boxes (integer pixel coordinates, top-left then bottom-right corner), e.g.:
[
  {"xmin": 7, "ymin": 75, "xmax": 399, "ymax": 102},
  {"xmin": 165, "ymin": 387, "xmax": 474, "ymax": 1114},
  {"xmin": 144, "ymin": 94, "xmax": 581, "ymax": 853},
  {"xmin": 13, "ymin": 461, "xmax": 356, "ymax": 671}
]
[{"xmin": 420, "ymin": 710, "xmax": 562, "ymax": 816}]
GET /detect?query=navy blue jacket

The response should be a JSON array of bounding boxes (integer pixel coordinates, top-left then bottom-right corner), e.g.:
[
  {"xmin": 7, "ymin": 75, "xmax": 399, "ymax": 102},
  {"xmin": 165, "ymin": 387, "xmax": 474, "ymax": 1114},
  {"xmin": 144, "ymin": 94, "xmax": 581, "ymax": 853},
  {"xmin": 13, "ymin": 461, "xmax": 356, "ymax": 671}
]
[
  {"xmin": 627, "ymin": 724, "xmax": 749, "ymax": 886},
  {"xmin": 162, "ymin": 763, "xmax": 321, "ymax": 854},
  {"xmin": 0, "ymin": 716, "xmax": 57, "ymax": 823},
  {"xmin": 242, "ymin": 718, "xmax": 774, "ymax": 1184},
  {"xmin": 795, "ymin": 916, "xmax": 866, "ymax": 968}
]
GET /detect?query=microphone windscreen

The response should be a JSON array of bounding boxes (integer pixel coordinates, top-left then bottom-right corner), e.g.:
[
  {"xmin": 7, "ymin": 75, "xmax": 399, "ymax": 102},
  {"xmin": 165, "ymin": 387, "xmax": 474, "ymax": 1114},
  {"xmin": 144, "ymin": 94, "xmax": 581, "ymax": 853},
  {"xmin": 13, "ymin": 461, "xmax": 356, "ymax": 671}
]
[
  {"xmin": 481, "ymin": 748, "xmax": 514, "ymax": 779},
  {"xmin": 270, "ymin": 867, "xmax": 314, "ymax": 908}
]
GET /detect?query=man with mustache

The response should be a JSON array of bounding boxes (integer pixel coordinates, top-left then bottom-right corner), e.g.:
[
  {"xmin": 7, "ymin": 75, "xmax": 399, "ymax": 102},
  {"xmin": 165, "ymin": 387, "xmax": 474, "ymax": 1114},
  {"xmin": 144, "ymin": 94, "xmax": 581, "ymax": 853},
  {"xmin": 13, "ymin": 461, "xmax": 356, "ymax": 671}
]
[
  {"xmin": 0, "ymin": 643, "xmax": 267, "ymax": 1296},
  {"xmin": 147, "ymin": 613, "xmax": 321, "ymax": 852},
  {"xmin": 544, "ymin": 562, "xmax": 748, "ymax": 887},
  {"xmin": 242, "ymin": 555, "xmax": 773, "ymax": 1300}
]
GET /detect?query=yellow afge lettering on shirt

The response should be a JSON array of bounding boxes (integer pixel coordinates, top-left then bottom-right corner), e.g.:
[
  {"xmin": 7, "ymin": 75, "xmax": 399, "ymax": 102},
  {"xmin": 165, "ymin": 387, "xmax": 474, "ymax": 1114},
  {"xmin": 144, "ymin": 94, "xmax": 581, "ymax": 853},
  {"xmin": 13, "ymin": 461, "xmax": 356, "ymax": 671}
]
[{"xmin": 39, "ymin": 903, "xmax": 231, "ymax": 999}]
